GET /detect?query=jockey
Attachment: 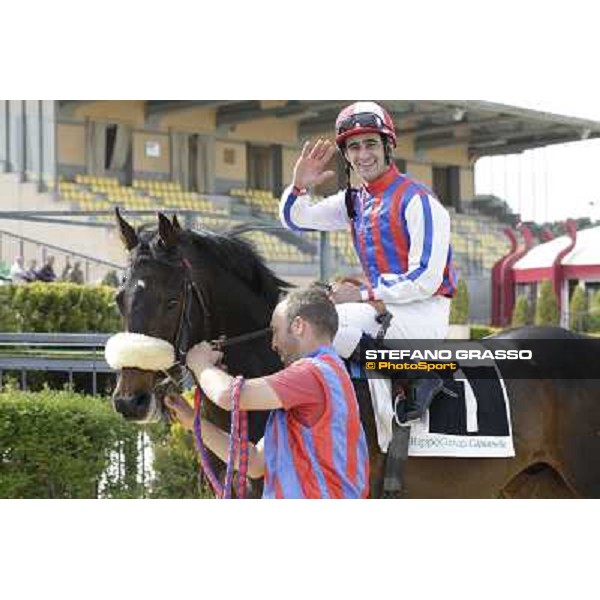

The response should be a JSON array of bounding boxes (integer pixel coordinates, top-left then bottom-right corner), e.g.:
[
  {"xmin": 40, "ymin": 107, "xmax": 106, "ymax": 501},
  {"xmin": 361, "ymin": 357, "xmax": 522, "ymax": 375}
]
[{"xmin": 279, "ymin": 101, "xmax": 457, "ymax": 452}]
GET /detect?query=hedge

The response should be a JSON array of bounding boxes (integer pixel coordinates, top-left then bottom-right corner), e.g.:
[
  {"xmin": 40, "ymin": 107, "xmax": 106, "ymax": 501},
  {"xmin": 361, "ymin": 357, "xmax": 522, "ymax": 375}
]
[
  {"xmin": 535, "ymin": 280, "xmax": 560, "ymax": 326},
  {"xmin": 0, "ymin": 389, "xmax": 141, "ymax": 498},
  {"xmin": 145, "ymin": 392, "xmax": 213, "ymax": 499},
  {"xmin": 589, "ymin": 290, "xmax": 600, "ymax": 333},
  {"xmin": 450, "ymin": 280, "xmax": 469, "ymax": 325},
  {"xmin": 0, "ymin": 282, "xmax": 120, "ymax": 333},
  {"xmin": 147, "ymin": 422, "xmax": 209, "ymax": 499},
  {"xmin": 470, "ymin": 325, "xmax": 501, "ymax": 339},
  {"xmin": 512, "ymin": 295, "xmax": 530, "ymax": 327},
  {"xmin": 569, "ymin": 286, "xmax": 588, "ymax": 332}
]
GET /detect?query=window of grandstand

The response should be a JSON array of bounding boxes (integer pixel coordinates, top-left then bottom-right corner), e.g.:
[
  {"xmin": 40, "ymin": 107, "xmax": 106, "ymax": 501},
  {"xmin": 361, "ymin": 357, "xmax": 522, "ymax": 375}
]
[
  {"xmin": 104, "ymin": 123, "xmax": 132, "ymax": 184},
  {"xmin": 247, "ymin": 144, "xmax": 283, "ymax": 194},
  {"xmin": 188, "ymin": 135, "xmax": 200, "ymax": 192},
  {"xmin": 104, "ymin": 123, "xmax": 133, "ymax": 185},
  {"xmin": 105, "ymin": 125, "xmax": 117, "ymax": 169},
  {"xmin": 186, "ymin": 134, "xmax": 213, "ymax": 193},
  {"xmin": 433, "ymin": 165, "xmax": 460, "ymax": 210},
  {"xmin": 223, "ymin": 148, "xmax": 235, "ymax": 165}
]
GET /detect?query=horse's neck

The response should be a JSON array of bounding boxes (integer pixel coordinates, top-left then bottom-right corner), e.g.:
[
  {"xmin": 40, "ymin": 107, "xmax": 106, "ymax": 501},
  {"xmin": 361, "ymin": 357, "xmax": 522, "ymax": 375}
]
[{"xmin": 202, "ymin": 275, "xmax": 273, "ymax": 339}]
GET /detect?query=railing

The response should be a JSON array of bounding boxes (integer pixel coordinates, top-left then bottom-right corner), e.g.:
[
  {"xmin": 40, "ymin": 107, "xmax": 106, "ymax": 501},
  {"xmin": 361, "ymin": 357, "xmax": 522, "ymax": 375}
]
[{"xmin": 0, "ymin": 332, "xmax": 113, "ymax": 395}]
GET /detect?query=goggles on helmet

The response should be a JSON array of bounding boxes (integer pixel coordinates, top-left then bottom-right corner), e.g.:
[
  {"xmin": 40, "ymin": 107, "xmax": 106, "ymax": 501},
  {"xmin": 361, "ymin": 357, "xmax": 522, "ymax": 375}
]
[{"xmin": 337, "ymin": 112, "xmax": 385, "ymax": 137}]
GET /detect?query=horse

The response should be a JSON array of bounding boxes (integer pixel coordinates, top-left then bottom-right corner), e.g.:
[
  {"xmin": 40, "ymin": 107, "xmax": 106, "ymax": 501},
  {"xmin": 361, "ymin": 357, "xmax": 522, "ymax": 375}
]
[{"xmin": 111, "ymin": 210, "xmax": 600, "ymax": 498}]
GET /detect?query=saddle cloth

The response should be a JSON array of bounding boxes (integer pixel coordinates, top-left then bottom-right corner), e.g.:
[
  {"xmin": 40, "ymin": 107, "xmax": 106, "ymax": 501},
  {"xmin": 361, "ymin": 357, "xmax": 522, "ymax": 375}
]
[
  {"xmin": 407, "ymin": 364, "xmax": 515, "ymax": 458},
  {"xmin": 357, "ymin": 355, "xmax": 515, "ymax": 458}
]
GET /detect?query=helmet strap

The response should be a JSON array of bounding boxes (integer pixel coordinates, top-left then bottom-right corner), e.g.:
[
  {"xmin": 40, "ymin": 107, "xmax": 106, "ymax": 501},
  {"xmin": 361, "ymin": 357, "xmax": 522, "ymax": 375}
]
[
  {"xmin": 381, "ymin": 134, "xmax": 393, "ymax": 165},
  {"xmin": 344, "ymin": 159, "xmax": 356, "ymax": 219}
]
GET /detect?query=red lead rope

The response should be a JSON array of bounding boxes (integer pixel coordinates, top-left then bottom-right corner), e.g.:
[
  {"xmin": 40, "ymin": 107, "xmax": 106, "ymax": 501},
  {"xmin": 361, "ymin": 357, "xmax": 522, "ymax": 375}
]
[{"xmin": 193, "ymin": 376, "xmax": 249, "ymax": 499}]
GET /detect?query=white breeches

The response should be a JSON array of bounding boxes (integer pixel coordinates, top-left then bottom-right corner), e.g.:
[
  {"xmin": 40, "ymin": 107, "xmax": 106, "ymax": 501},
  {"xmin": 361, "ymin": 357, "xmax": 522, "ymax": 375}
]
[
  {"xmin": 333, "ymin": 296, "xmax": 451, "ymax": 453},
  {"xmin": 333, "ymin": 295, "xmax": 451, "ymax": 358}
]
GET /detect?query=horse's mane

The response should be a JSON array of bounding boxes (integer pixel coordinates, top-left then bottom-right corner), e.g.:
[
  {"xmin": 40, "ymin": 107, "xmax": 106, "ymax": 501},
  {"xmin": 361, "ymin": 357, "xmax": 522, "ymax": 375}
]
[
  {"xmin": 183, "ymin": 228, "xmax": 291, "ymax": 307},
  {"xmin": 135, "ymin": 223, "xmax": 291, "ymax": 308}
]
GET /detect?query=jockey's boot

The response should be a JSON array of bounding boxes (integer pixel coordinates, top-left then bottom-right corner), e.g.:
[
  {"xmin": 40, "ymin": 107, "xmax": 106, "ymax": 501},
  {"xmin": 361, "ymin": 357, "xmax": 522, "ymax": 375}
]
[
  {"xmin": 346, "ymin": 334, "xmax": 444, "ymax": 424},
  {"xmin": 394, "ymin": 372, "xmax": 444, "ymax": 425}
]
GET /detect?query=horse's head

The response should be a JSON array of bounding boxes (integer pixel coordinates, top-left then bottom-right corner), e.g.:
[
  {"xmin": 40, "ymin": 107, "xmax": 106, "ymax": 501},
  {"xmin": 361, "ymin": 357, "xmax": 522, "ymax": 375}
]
[{"xmin": 109, "ymin": 208, "xmax": 209, "ymax": 422}]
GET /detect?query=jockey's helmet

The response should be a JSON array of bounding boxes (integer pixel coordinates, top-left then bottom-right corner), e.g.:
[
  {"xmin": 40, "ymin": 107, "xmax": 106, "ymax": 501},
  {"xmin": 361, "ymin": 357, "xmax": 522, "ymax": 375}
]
[{"xmin": 335, "ymin": 101, "xmax": 397, "ymax": 147}]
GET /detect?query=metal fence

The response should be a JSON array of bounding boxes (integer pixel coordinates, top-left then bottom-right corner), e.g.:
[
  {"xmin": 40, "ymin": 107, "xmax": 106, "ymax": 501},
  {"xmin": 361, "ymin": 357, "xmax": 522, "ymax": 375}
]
[{"xmin": 0, "ymin": 332, "xmax": 113, "ymax": 394}]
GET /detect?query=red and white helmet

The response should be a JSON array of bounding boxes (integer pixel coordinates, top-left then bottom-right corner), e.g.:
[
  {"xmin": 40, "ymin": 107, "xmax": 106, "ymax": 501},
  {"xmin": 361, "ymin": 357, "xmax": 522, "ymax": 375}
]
[{"xmin": 335, "ymin": 101, "xmax": 397, "ymax": 146}]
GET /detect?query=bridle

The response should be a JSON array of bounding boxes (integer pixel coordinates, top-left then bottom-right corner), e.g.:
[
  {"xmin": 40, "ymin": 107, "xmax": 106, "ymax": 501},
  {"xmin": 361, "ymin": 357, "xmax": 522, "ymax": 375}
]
[
  {"xmin": 156, "ymin": 255, "xmax": 271, "ymax": 396},
  {"xmin": 170, "ymin": 257, "xmax": 211, "ymax": 364},
  {"xmin": 156, "ymin": 255, "xmax": 268, "ymax": 499}
]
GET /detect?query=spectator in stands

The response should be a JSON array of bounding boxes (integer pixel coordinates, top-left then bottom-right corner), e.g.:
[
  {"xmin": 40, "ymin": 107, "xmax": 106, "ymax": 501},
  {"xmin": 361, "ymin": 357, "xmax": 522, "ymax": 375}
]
[
  {"xmin": 69, "ymin": 261, "xmax": 84, "ymax": 284},
  {"xmin": 9, "ymin": 256, "xmax": 29, "ymax": 283},
  {"xmin": 36, "ymin": 256, "xmax": 57, "ymax": 282},
  {"xmin": 60, "ymin": 257, "xmax": 73, "ymax": 281},
  {"xmin": 101, "ymin": 270, "xmax": 120, "ymax": 288},
  {"xmin": 24, "ymin": 259, "xmax": 39, "ymax": 282},
  {"xmin": 279, "ymin": 101, "xmax": 457, "ymax": 436}
]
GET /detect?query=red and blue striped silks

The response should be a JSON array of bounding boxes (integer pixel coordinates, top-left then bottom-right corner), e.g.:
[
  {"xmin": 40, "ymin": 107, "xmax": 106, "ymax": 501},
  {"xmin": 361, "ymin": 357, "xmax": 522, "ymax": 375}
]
[
  {"xmin": 262, "ymin": 346, "xmax": 369, "ymax": 499},
  {"xmin": 350, "ymin": 165, "xmax": 456, "ymax": 300}
]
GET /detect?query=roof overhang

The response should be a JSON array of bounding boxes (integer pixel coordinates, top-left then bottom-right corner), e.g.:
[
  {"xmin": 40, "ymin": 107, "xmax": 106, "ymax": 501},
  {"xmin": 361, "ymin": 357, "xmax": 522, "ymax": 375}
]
[{"xmin": 58, "ymin": 100, "xmax": 600, "ymax": 157}]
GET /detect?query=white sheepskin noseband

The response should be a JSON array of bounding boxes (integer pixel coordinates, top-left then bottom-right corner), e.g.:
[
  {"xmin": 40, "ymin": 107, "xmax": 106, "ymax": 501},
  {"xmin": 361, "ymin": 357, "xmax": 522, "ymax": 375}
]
[{"xmin": 104, "ymin": 332, "xmax": 176, "ymax": 371}]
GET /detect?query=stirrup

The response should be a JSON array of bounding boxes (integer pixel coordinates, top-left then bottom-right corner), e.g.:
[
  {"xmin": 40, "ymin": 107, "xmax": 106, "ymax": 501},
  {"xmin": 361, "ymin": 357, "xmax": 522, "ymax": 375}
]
[
  {"xmin": 393, "ymin": 394, "xmax": 413, "ymax": 427},
  {"xmin": 394, "ymin": 378, "xmax": 444, "ymax": 425}
]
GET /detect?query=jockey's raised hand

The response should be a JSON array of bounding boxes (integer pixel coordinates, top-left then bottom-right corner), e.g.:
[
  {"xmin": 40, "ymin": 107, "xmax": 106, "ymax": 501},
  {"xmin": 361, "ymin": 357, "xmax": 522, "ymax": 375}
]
[{"xmin": 292, "ymin": 138, "xmax": 337, "ymax": 190}]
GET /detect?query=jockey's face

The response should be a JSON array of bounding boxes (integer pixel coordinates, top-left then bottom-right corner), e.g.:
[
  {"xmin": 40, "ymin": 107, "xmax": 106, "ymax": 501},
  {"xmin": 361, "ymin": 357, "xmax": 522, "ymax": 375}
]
[
  {"xmin": 270, "ymin": 302, "xmax": 303, "ymax": 366},
  {"xmin": 344, "ymin": 133, "xmax": 387, "ymax": 182}
]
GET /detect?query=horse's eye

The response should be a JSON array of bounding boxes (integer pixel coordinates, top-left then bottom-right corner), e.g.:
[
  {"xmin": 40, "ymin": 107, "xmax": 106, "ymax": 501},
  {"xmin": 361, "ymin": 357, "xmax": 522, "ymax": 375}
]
[{"xmin": 167, "ymin": 299, "xmax": 179, "ymax": 309}]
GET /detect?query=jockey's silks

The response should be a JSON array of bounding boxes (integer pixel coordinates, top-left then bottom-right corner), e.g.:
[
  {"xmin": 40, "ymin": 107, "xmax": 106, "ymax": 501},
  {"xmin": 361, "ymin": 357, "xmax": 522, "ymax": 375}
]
[
  {"xmin": 349, "ymin": 165, "xmax": 457, "ymax": 302},
  {"xmin": 280, "ymin": 164, "xmax": 457, "ymax": 305},
  {"xmin": 262, "ymin": 346, "xmax": 369, "ymax": 499}
]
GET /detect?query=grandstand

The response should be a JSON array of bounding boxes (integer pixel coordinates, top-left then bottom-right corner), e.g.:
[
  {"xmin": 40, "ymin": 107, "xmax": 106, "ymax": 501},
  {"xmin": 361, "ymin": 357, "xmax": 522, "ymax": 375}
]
[
  {"xmin": 17, "ymin": 170, "xmax": 521, "ymax": 284},
  {"xmin": 230, "ymin": 188, "xmax": 280, "ymax": 221},
  {"xmin": 0, "ymin": 169, "xmax": 517, "ymax": 291},
  {"xmin": 450, "ymin": 208, "xmax": 511, "ymax": 276},
  {"xmin": 54, "ymin": 176, "xmax": 316, "ymax": 269},
  {"xmin": 3, "ymin": 100, "xmax": 600, "ymax": 316}
]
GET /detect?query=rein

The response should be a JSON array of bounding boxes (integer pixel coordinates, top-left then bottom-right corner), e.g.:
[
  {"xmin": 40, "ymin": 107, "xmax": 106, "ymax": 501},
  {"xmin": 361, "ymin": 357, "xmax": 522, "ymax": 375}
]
[
  {"xmin": 211, "ymin": 327, "xmax": 271, "ymax": 350},
  {"xmin": 193, "ymin": 376, "xmax": 249, "ymax": 499}
]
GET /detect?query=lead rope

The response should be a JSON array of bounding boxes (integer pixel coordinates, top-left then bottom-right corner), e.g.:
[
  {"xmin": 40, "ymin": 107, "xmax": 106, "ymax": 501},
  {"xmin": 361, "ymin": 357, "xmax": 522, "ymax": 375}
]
[{"xmin": 193, "ymin": 376, "xmax": 249, "ymax": 499}]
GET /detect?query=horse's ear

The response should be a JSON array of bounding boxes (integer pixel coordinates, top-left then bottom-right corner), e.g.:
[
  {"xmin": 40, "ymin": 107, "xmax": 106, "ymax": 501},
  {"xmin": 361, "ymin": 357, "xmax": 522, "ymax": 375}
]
[
  {"xmin": 115, "ymin": 206, "xmax": 138, "ymax": 251},
  {"xmin": 158, "ymin": 212, "xmax": 178, "ymax": 248},
  {"xmin": 172, "ymin": 214, "xmax": 182, "ymax": 231}
]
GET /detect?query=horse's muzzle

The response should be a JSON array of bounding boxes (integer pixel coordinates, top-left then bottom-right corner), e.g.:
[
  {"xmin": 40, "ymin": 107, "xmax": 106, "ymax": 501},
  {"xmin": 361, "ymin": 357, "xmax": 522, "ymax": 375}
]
[
  {"xmin": 113, "ymin": 390, "xmax": 157, "ymax": 422},
  {"xmin": 113, "ymin": 368, "xmax": 164, "ymax": 423}
]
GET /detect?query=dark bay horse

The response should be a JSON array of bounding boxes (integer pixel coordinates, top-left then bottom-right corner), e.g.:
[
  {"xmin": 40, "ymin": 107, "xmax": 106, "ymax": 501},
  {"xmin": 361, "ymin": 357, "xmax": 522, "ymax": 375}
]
[
  {"xmin": 111, "ymin": 210, "xmax": 288, "ymax": 497},
  {"xmin": 111, "ymin": 211, "xmax": 600, "ymax": 498}
]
